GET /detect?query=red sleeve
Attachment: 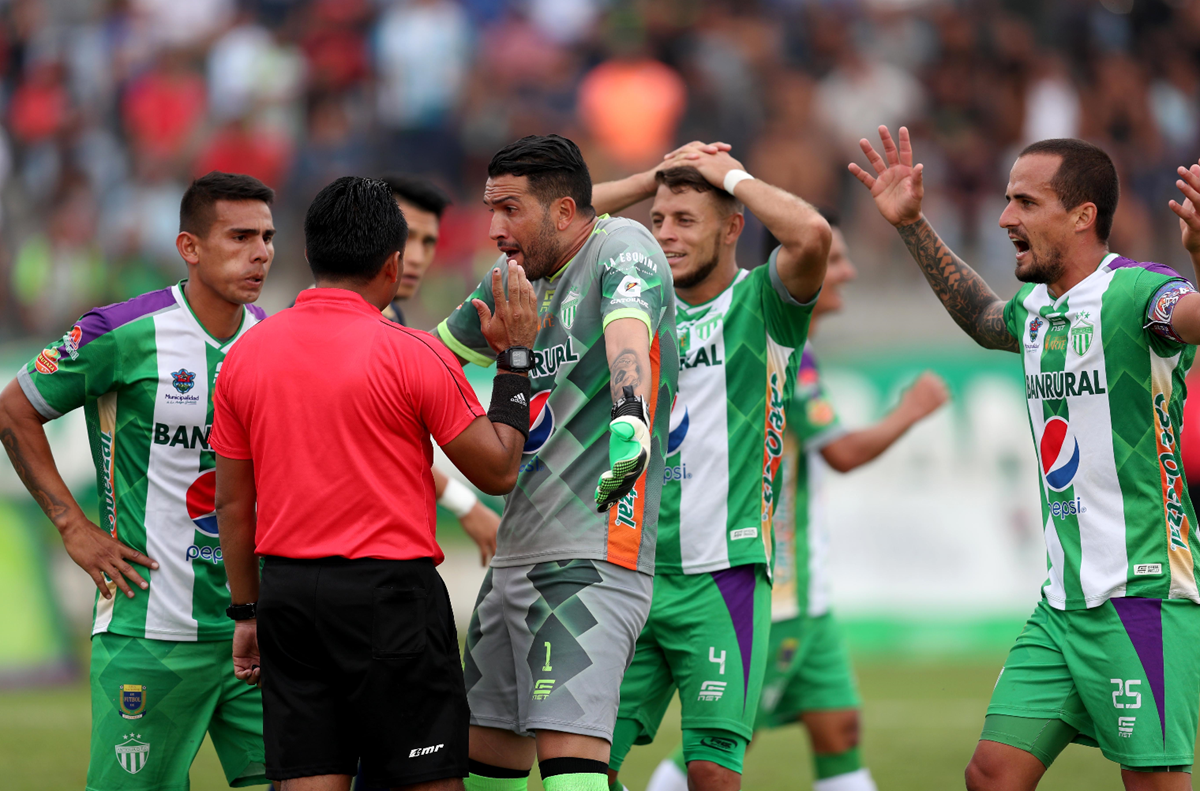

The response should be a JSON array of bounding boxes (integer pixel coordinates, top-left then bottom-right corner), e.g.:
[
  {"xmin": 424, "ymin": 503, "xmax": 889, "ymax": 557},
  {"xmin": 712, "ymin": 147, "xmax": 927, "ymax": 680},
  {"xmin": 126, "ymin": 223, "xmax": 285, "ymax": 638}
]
[
  {"xmin": 406, "ymin": 330, "xmax": 486, "ymax": 446},
  {"xmin": 209, "ymin": 352, "xmax": 253, "ymax": 460}
]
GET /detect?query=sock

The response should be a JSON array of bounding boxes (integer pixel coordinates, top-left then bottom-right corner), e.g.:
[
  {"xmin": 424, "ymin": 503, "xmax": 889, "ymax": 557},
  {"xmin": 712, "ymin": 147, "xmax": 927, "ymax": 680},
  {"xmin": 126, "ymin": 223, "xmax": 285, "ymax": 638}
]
[
  {"xmin": 540, "ymin": 758, "xmax": 609, "ymax": 791},
  {"xmin": 814, "ymin": 748, "xmax": 861, "ymax": 780},
  {"xmin": 645, "ymin": 756, "xmax": 688, "ymax": 791},
  {"xmin": 813, "ymin": 767, "xmax": 877, "ymax": 791},
  {"xmin": 465, "ymin": 760, "xmax": 530, "ymax": 791}
]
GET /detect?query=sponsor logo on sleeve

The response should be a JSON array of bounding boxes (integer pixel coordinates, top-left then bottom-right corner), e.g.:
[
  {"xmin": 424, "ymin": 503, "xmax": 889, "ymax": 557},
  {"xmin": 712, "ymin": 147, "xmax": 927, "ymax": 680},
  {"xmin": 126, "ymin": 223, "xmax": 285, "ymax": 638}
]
[{"xmin": 34, "ymin": 347, "xmax": 60, "ymax": 374}]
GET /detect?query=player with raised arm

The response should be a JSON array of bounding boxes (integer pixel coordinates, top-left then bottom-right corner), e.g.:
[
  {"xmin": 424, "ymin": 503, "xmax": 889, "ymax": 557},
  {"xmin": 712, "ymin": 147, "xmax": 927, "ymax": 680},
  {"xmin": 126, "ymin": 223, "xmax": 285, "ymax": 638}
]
[
  {"xmin": 851, "ymin": 126, "xmax": 1200, "ymax": 790},
  {"xmin": 0, "ymin": 172, "xmax": 276, "ymax": 790},
  {"xmin": 592, "ymin": 148, "xmax": 830, "ymax": 791},
  {"xmin": 644, "ymin": 214, "xmax": 949, "ymax": 791},
  {"xmin": 432, "ymin": 135, "xmax": 679, "ymax": 791}
]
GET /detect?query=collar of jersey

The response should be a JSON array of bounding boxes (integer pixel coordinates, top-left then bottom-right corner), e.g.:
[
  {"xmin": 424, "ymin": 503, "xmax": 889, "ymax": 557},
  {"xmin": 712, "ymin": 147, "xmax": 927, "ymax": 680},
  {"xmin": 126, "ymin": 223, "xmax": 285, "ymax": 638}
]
[
  {"xmin": 677, "ymin": 268, "xmax": 749, "ymax": 310},
  {"xmin": 1045, "ymin": 252, "xmax": 1121, "ymax": 303},
  {"xmin": 175, "ymin": 280, "xmax": 247, "ymax": 350},
  {"xmin": 544, "ymin": 214, "xmax": 611, "ymax": 284},
  {"xmin": 295, "ymin": 287, "xmax": 383, "ymax": 315}
]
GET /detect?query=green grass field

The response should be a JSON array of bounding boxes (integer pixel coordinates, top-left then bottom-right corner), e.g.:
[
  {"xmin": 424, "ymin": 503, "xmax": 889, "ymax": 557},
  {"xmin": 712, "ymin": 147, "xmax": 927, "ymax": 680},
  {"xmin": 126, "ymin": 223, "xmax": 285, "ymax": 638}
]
[{"xmin": 0, "ymin": 654, "xmax": 1158, "ymax": 791}]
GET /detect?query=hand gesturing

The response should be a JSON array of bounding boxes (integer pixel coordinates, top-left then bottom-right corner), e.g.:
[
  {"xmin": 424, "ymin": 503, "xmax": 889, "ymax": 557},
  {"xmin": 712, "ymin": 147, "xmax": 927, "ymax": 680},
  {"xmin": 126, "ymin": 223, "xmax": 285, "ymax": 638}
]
[
  {"xmin": 1170, "ymin": 161, "xmax": 1200, "ymax": 256},
  {"xmin": 848, "ymin": 126, "xmax": 925, "ymax": 228}
]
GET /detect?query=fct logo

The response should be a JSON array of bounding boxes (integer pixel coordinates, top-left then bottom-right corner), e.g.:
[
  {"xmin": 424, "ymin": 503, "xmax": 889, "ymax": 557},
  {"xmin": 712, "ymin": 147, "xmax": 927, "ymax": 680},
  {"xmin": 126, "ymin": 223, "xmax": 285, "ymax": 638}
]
[
  {"xmin": 523, "ymin": 391, "xmax": 555, "ymax": 455},
  {"xmin": 667, "ymin": 396, "xmax": 689, "ymax": 455},
  {"xmin": 186, "ymin": 471, "xmax": 218, "ymax": 535},
  {"xmin": 1040, "ymin": 416, "xmax": 1080, "ymax": 492}
]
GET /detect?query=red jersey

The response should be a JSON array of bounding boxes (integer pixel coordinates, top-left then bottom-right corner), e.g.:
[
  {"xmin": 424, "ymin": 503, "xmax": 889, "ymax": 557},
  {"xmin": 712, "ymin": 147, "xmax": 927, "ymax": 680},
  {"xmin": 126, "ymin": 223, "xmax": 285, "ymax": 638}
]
[{"xmin": 211, "ymin": 288, "xmax": 485, "ymax": 562}]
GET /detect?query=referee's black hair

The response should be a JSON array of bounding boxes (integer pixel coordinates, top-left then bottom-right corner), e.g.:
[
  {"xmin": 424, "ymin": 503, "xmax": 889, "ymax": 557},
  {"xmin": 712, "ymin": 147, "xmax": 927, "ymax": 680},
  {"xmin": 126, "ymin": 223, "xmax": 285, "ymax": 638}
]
[
  {"xmin": 381, "ymin": 174, "xmax": 452, "ymax": 219},
  {"xmin": 180, "ymin": 171, "xmax": 275, "ymax": 237},
  {"xmin": 304, "ymin": 176, "xmax": 408, "ymax": 282},
  {"xmin": 488, "ymin": 134, "xmax": 594, "ymax": 216}
]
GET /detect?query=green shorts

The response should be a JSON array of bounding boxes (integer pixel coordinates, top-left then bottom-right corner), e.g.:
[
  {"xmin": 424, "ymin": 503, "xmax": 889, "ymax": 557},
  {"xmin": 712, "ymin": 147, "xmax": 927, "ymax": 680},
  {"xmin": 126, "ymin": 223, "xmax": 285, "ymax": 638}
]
[
  {"xmin": 756, "ymin": 611, "xmax": 861, "ymax": 729},
  {"xmin": 610, "ymin": 564, "xmax": 771, "ymax": 774},
  {"xmin": 984, "ymin": 598, "xmax": 1200, "ymax": 769},
  {"xmin": 88, "ymin": 633, "xmax": 268, "ymax": 790}
]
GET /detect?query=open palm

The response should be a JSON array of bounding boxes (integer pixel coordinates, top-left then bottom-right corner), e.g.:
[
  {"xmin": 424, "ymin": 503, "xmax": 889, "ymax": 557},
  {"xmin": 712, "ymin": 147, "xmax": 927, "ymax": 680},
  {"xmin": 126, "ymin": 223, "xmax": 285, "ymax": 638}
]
[
  {"xmin": 848, "ymin": 126, "xmax": 925, "ymax": 228},
  {"xmin": 1170, "ymin": 161, "xmax": 1200, "ymax": 256}
]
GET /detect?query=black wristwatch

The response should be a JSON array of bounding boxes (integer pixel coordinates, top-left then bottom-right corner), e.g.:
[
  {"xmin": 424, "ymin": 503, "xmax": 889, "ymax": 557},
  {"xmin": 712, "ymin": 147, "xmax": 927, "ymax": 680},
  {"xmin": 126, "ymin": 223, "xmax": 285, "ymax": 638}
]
[
  {"xmin": 226, "ymin": 602, "xmax": 257, "ymax": 621},
  {"xmin": 496, "ymin": 346, "xmax": 533, "ymax": 373}
]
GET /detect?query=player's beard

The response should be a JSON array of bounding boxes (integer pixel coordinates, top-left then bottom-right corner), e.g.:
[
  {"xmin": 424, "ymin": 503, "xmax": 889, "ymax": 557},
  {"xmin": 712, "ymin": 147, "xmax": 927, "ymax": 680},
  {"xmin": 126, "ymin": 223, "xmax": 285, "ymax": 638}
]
[
  {"xmin": 1015, "ymin": 240, "xmax": 1068, "ymax": 285},
  {"xmin": 510, "ymin": 212, "xmax": 563, "ymax": 281},
  {"xmin": 671, "ymin": 229, "xmax": 722, "ymax": 289}
]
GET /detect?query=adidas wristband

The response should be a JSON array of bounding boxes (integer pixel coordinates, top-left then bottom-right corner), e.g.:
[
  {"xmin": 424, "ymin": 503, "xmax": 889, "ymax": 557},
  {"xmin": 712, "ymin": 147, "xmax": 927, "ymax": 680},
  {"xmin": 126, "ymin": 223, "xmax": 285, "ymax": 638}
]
[{"xmin": 488, "ymin": 373, "xmax": 532, "ymax": 438}]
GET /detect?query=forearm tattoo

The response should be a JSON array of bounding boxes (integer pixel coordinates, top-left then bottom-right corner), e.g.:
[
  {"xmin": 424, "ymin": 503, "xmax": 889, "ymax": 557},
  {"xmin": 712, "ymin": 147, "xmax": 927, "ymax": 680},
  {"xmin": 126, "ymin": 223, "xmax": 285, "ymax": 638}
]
[
  {"xmin": 610, "ymin": 350, "xmax": 643, "ymax": 401},
  {"xmin": 1, "ymin": 427, "xmax": 70, "ymax": 522},
  {"xmin": 897, "ymin": 218, "xmax": 1018, "ymax": 352}
]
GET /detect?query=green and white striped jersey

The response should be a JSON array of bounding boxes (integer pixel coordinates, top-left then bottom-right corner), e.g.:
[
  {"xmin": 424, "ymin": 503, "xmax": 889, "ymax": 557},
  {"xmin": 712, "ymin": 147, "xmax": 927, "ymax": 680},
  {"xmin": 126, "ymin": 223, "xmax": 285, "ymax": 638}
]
[
  {"xmin": 1003, "ymin": 252, "xmax": 1200, "ymax": 610},
  {"xmin": 656, "ymin": 249, "xmax": 815, "ymax": 574},
  {"xmin": 17, "ymin": 282, "xmax": 266, "ymax": 641},
  {"xmin": 770, "ymin": 343, "xmax": 843, "ymax": 622}
]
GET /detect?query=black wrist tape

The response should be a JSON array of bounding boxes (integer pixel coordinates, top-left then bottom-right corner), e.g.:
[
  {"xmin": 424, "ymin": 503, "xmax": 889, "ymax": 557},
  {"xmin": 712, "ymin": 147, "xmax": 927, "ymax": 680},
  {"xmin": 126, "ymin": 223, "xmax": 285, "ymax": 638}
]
[{"xmin": 488, "ymin": 373, "xmax": 532, "ymax": 438}]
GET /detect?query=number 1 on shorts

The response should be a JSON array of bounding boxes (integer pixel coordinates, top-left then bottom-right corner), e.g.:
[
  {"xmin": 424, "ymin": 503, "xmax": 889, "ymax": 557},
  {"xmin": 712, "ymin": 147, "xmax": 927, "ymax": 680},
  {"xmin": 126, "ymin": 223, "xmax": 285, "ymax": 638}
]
[{"xmin": 543, "ymin": 642, "xmax": 552, "ymax": 672}]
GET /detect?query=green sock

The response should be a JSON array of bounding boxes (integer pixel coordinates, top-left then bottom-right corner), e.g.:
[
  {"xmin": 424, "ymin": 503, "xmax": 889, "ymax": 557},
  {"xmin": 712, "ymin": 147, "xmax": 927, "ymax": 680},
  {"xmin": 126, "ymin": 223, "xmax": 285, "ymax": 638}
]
[
  {"xmin": 814, "ymin": 747, "xmax": 862, "ymax": 780},
  {"xmin": 670, "ymin": 744, "xmax": 686, "ymax": 773},
  {"xmin": 543, "ymin": 773, "xmax": 609, "ymax": 791},
  {"xmin": 465, "ymin": 774, "xmax": 529, "ymax": 791}
]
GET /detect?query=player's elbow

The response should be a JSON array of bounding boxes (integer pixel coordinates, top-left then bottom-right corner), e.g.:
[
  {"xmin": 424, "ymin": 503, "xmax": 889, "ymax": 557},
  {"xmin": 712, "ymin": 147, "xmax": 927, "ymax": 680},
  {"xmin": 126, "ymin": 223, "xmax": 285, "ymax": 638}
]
[
  {"xmin": 781, "ymin": 213, "xmax": 832, "ymax": 262},
  {"xmin": 470, "ymin": 467, "xmax": 518, "ymax": 497}
]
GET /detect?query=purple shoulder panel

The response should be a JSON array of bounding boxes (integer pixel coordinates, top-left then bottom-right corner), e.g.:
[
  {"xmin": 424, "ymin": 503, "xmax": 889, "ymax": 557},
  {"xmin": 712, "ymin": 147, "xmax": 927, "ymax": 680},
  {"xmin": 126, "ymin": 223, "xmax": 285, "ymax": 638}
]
[
  {"xmin": 73, "ymin": 287, "xmax": 177, "ymax": 348},
  {"xmin": 246, "ymin": 304, "xmax": 268, "ymax": 321},
  {"xmin": 1107, "ymin": 256, "xmax": 1185, "ymax": 280}
]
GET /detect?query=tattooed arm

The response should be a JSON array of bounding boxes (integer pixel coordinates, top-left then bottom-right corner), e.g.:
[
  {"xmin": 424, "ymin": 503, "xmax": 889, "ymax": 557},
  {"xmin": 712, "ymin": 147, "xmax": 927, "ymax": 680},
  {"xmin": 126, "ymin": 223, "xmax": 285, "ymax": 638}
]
[
  {"xmin": 897, "ymin": 218, "xmax": 1017, "ymax": 352},
  {"xmin": 604, "ymin": 318, "xmax": 652, "ymax": 402},
  {"xmin": 849, "ymin": 125, "xmax": 1017, "ymax": 353},
  {"xmin": 0, "ymin": 378, "xmax": 158, "ymax": 599}
]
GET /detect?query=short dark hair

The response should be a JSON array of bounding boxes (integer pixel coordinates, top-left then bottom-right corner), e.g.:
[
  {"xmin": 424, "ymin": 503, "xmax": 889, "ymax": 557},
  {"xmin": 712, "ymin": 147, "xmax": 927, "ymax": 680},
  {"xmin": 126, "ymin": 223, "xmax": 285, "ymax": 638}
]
[
  {"xmin": 180, "ymin": 172, "xmax": 275, "ymax": 236},
  {"xmin": 381, "ymin": 174, "xmax": 451, "ymax": 219},
  {"xmin": 304, "ymin": 176, "xmax": 408, "ymax": 282},
  {"xmin": 655, "ymin": 166, "xmax": 742, "ymax": 216},
  {"xmin": 1018, "ymin": 138, "xmax": 1119, "ymax": 242},
  {"xmin": 488, "ymin": 135, "xmax": 594, "ymax": 215}
]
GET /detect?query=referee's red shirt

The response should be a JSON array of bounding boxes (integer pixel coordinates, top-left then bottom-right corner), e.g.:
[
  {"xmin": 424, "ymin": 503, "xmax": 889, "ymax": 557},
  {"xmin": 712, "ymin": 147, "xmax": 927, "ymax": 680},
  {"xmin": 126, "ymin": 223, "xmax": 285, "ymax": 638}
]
[{"xmin": 210, "ymin": 288, "xmax": 485, "ymax": 563}]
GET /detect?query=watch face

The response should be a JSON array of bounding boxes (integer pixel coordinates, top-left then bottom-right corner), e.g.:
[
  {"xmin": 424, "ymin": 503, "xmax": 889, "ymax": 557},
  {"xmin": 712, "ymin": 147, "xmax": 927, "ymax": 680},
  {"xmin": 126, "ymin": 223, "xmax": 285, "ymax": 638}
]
[{"xmin": 512, "ymin": 349, "xmax": 531, "ymax": 368}]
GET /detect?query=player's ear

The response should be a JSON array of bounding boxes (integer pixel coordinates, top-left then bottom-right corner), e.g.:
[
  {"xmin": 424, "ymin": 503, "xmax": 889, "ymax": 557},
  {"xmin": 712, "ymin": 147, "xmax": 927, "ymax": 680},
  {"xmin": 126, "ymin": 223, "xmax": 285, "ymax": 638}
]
[
  {"xmin": 383, "ymin": 250, "xmax": 401, "ymax": 283},
  {"xmin": 176, "ymin": 231, "xmax": 201, "ymax": 266},
  {"xmin": 1075, "ymin": 202, "xmax": 1097, "ymax": 235},
  {"xmin": 555, "ymin": 196, "xmax": 576, "ymax": 230},
  {"xmin": 724, "ymin": 211, "xmax": 745, "ymax": 245}
]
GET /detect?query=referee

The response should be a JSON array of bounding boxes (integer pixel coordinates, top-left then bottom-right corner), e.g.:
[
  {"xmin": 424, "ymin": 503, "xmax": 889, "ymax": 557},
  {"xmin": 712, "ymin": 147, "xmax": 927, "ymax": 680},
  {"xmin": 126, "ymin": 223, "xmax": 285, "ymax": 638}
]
[{"xmin": 212, "ymin": 176, "xmax": 539, "ymax": 791}]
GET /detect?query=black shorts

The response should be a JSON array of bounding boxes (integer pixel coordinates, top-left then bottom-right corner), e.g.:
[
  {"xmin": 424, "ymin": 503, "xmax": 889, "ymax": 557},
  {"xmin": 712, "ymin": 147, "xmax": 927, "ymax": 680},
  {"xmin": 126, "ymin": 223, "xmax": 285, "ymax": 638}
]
[{"xmin": 258, "ymin": 556, "xmax": 468, "ymax": 786}]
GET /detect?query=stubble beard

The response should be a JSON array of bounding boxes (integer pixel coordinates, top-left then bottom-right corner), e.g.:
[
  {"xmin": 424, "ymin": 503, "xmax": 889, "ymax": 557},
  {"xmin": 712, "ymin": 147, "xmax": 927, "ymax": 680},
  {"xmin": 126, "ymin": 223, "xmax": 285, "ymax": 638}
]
[
  {"xmin": 1015, "ymin": 243, "xmax": 1068, "ymax": 285},
  {"xmin": 671, "ymin": 231, "xmax": 723, "ymax": 290},
  {"xmin": 513, "ymin": 214, "xmax": 563, "ymax": 281}
]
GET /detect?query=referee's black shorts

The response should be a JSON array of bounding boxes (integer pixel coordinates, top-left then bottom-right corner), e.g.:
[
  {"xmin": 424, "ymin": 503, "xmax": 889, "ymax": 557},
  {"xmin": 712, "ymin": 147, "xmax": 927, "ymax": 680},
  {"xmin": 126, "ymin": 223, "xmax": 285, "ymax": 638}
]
[{"xmin": 258, "ymin": 556, "xmax": 468, "ymax": 786}]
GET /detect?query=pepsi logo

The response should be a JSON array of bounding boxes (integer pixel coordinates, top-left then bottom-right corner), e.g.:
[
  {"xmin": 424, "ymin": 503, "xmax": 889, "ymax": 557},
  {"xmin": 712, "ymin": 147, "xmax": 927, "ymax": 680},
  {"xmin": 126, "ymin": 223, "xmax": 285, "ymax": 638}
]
[
  {"xmin": 186, "ymin": 470, "xmax": 218, "ymax": 535},
  {"xmin": 524, "ymin": 390, "xmax": 555, "ymax": 455},
  {"xmin": 1040, "ymin": 416, "xmax": 1080, "ymax": 492},
  {"xmin": 667, "ymin": 397, "xmax": 689, "ymax": 455}
]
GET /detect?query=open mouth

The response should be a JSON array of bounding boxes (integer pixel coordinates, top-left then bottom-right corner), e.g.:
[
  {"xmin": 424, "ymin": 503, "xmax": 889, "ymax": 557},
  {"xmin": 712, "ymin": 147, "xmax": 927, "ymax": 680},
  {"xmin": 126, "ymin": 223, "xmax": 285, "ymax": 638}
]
[
  {"xmin": 1010, "ymin": 236, "xmax": 1030, "ymax": 261},
  {"xmin": 664, "ymin": 252, "xmax": 687, "ymax": 264}
]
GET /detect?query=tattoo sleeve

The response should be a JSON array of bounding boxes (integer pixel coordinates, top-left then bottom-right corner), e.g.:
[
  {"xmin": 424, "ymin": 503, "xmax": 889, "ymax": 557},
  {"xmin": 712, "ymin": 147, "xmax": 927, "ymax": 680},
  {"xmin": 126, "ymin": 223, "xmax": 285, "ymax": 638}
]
[
  {"xmin": 610, "ymin": 349, "xmax": 643, "ymax": 401},
  {"xmin": 897, "ymin": 218, "xmax": 1018, "ymax": 352},
  {"xmin": 1, "ymin": 426, "xmax": 70, "ymax": 522}
]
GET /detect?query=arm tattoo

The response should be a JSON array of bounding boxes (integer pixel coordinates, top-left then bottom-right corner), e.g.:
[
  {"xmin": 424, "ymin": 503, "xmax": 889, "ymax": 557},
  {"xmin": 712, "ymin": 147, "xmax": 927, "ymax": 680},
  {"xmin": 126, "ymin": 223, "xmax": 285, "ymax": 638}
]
[
  {"xmin": 610, "ymin": 350, "xmax": 643, "ymax": 401},
  {"xmin": 0, "ymin": 427, "xmax": 70, "ymax": 522},
  {"xmin": 897, "ymin": 218, "xmax": 1018, "ymax": 352}
]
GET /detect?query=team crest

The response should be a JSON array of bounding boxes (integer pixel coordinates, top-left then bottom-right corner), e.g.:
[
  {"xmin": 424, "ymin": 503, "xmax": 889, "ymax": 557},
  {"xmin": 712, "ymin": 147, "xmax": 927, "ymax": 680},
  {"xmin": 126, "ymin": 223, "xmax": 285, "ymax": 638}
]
[
  {"xmin": 170, "ymin": 369, "xmax": 196, "ymax": 394},
  {"xmin": 1070, "ymin": 313, "xmax": 1094, "ymax": 356},
  {"xmin": 1027, "ymin": 316, "xmax": 1045, "ymax": 343},
  {"xmin": 119, "ymin": 684, "xmax": 146, "ymax": 719},
  {"xmin": 115, "ymin": 734, "xmax": 149, "ymax": 774},
  {"xmin": 559, "ymin": 288, "xmax": 581, "ymax": 330}
]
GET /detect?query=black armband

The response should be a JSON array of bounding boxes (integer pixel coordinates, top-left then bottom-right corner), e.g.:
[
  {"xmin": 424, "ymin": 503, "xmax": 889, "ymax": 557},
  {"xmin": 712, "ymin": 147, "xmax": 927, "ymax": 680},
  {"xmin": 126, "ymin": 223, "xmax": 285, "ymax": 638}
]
[{"xmin": 488, "ymin": 373, "xmax": 532, "ymax": 438}]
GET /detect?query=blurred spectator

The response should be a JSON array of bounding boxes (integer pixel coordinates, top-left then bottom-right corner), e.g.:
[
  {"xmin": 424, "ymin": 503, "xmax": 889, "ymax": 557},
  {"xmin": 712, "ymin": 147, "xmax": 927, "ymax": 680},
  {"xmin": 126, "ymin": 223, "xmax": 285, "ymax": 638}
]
[
  {"xmin": 121, "ymin": 50, "xmax": 206, "ymax": 164},
  {"xmin": 132, "ymin": 0, "xmax": 235, "ymax": 51},
  {"xmin": 1022, "ymin": 54, "xmax": 1081, "ymax": 144},
  {"xmin": 9, "ymin": 61, "xmax": 69, "ymax": 144},
  {"xmin": 194, "ymin": 119, "xmax": 293, "ymax": 188},
  {"xmin": 290, "ymin": 94, "xmax": 370, "ymax": 201},
  {"xmin": 208, "ymin": 12, "xmax": 305, "ymax": 135}
]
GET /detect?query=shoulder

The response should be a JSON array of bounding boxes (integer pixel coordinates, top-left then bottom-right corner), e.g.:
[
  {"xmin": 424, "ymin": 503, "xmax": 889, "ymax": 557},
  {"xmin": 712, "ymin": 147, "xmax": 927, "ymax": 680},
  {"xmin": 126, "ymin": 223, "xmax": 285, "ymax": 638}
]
[
  {"xmin": 1106, "ymin": 255, "xmax": 1185, "ymax": 282},
  {"xmin": 378, "ymin": 323, "xmax": 463, "ymax": 368},
  {"xmin": 74, "ymin": 286, "xmax": 180, "ymax": 350},
  {"xmin": 593, "ymin": 216, "xmax": 661, "ymax": 258},
  {"xmin": 245, "ymin": 303, "xmax": 268, "ymax": 322}
]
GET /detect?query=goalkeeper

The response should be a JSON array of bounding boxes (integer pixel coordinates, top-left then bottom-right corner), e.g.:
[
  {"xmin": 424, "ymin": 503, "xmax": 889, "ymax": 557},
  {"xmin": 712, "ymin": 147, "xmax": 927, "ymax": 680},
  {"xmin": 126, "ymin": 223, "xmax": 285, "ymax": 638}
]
[
  {"xmin": 432, "ymin": 134, "xmax": 678, "ymax": 791},
  {"xmin": 591, "ymin": 142, "xmax": 830, "ymax": 790}
]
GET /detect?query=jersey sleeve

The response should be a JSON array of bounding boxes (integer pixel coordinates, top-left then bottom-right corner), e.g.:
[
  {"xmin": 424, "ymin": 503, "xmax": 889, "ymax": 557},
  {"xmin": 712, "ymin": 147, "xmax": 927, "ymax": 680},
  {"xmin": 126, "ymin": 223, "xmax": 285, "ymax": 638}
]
[
  {"xmin": 1002, "ymin": 291, "xmax": 1023, "ymax": 342},
  {"xmin": 433, "ymin": 259, "xmax": 503, "ymax": 367},
  {"xmin": 1144, "ymin": 277, "xmax": 1197, "ymax": 347},
  {"xmin": 597, "ymin": 227, "xmax": 670, "ymax": 341},
  {"xmin": 16, "ymin": 315, "xmax": 120, "ymax": 419},
  {"xmin": 760, "ymin": 246, "xmax": 818, "ymax": 349},
  {"xmin": 209, "ymin": 349, "xmax": 252, "ymax": 460},
  {"xmin": 407, "ymin": 332, "xmax": 487, "ymax": 446},
  {"xmin": 792, "ymin": 348, "xmax": 844, "ymax": 451}
]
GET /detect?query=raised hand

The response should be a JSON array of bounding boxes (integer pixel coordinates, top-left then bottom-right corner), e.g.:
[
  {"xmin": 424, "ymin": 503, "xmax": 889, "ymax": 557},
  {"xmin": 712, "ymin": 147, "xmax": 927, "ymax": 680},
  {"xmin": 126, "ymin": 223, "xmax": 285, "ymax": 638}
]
[
  {"xmin": 474, "ymin": 261, "xmax": 540, "ymax": 353},
  {"xmin": 1170, "ymin": 161, "xmax": 1200, "ymax": 256},
  {"xmin": 848, "ymin": 126, "xmax": 925, "ymax": 228},
  {"xmin": 899, "ymin": 371, "xmax": 950, "ymax": 420}
]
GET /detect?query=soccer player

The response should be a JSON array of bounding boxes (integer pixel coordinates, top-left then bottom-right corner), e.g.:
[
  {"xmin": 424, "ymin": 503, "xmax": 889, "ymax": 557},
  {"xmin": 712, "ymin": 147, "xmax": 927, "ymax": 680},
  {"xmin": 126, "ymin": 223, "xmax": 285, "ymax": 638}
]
[
  {"xmin": 851, "ymin": 127, "xmax": 1200, "ymax": 790},
  {"xmin": 433, "ymin": 134, "xmax": 679, "ymax": 791},
  {"xmin": 379, "ymin": 174, "xmax": 501, "ymax": 567},
  {"xmin": 591, "ymin": 148, "xmax": 831, "ymax": 791},
  {"xmin": 644, "ymin": 216, "xmax": 949, "ymax": 791},
  {"xmin": 0, "ymin": 172, "xmax": 276, "ymax": 789}
]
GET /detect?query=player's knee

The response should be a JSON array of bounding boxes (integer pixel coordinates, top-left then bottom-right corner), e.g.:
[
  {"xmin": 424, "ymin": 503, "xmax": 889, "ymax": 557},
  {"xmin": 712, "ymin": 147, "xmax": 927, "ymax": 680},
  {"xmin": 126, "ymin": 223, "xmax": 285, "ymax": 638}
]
[
  {"xmin": 686, "ymin": 760, "xmax": 741, "ymax": 791},
  {"xmin": 964, "ymin": 755, "xmax": 1005, "ymax": 791}
]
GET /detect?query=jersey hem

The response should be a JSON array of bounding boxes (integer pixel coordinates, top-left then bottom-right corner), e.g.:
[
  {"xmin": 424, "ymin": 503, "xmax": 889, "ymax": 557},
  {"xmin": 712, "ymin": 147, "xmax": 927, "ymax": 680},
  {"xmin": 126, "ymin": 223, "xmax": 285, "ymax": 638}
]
[
  {"xmin": 663, "ymin": 558, "xmax": 767, "ymax": 575},
  {"xmin": 435, "ymin": 320, "xmax": 495, "ymax": 367},
  {"xmin": 490, "ymin": 551, "xmax": 653, "ymax": 576},
  {"xmin": 676, "ymin": 716, "xmax": 754, "ymax": 741},
  {"xmin": 94, "ymin": 624, "xmax": 234, "ymax": 642},
  {"xmin": 17, "ymin": 366, "xmax": 62, "ymax": 419}
]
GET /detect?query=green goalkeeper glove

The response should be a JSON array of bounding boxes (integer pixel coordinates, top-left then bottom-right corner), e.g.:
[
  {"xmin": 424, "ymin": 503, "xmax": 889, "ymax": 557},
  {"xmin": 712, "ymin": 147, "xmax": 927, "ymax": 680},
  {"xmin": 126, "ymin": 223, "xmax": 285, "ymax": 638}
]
[{"xmin": 596, "ymin": 385, "xmax": 651, "ymax": 512}]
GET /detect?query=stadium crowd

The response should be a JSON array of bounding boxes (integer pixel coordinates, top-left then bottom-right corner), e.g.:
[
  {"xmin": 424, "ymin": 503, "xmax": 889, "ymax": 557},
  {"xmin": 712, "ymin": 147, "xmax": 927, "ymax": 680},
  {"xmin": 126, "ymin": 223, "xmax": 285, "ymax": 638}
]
[{"xmin": 3, "ymin": 0, "xmax": 1200, "ymax": 339}]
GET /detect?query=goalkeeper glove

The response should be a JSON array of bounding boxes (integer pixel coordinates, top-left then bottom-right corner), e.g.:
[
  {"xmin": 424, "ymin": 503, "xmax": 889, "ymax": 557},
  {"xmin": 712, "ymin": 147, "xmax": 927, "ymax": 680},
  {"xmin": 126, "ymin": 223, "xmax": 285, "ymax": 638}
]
[{"xmin": 595, "ymin": 385, "xmax": 651, "ymax": 512}]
